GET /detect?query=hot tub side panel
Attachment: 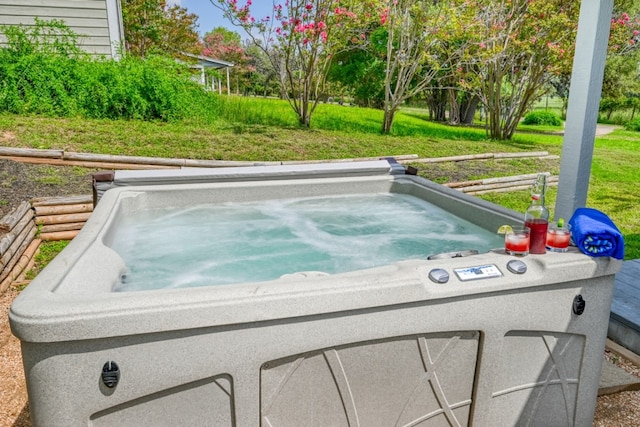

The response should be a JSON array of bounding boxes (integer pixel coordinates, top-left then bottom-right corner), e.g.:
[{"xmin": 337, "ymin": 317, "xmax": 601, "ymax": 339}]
[{"xmin": 20, "ymin": 273, "xmax": 615, "ymax": 427}]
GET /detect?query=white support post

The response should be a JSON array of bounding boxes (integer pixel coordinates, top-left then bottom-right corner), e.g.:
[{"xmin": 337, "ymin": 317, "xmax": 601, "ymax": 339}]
[{"xmin": 555, "ymin": 0, "xmax": 613, "ymax": 221}]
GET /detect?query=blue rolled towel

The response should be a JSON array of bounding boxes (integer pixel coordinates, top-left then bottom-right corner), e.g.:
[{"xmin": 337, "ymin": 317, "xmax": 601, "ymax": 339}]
[{"xmin": 568, "ymin": 207, "xmax": 624, "ymax": 259}]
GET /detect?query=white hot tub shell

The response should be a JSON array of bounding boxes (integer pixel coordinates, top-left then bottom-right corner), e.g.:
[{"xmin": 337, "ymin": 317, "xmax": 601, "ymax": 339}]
[{"xmin": 10, "ymin": 161, "xmax": 621, "ymax": 426}]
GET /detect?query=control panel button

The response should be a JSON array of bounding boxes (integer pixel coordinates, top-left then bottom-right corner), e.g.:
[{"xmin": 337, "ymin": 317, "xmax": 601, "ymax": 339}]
[
  {"xmin": 507, "ymin": 260, "xmax": 527, "ymax": 274},
  {"xmin": 428, "ymin": 268, "xmax": 450, "ymax": 284}
]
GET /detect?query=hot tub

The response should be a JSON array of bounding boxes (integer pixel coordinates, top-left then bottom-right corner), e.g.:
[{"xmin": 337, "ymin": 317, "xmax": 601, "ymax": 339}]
[{"xmin": 10, "ymin": 160, "xmax": 620, "ymax": 426}]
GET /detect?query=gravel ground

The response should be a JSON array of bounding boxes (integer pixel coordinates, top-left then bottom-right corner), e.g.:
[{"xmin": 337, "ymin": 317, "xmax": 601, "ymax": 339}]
[{"xmin": 2, "ymin": 158, "xmax": 640, "ymax": 425}]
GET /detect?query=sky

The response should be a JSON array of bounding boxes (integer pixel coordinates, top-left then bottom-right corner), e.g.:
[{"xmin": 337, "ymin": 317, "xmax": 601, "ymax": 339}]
[{"xmin": 167, "ymin": 0, "xmax": 275, "ymax": 36}]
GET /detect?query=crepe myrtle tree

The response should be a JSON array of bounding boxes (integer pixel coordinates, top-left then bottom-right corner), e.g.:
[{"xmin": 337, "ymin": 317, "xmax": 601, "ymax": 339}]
[
  {"xmin": 202, "ymin": 27, "xmax": 254, "ymax": 94},
  {"xmin": 455, "ymin": 0, "xmax": 579, "ymax": 140},
  {"xmin": 600, "ymin": 10, "xmax": 640, "ymax": 117},
  {"xmin": 211, "ymin": 0, "xmax": 377, "ymax": 127},
  {"xmin": 548, "ymin": 8, "xmax": 640, "ymax": 120}
]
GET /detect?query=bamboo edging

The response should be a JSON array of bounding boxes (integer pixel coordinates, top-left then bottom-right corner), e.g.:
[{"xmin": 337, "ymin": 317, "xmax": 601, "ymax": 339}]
[
  {"xmin": 35, "ymin": 212, "xmax": 92, "ymax": 227},
  {"xmin": 2, "ymin": 146, "xmax": 556, "ymax": 171},
  {"xmin": 40, "ymin": 222, "xmax": 87, "ymax": 234},
  {"xmin": 466, "ymin": 180, "xmax": 559, "ymax": 195},
  {"xmin": 0, "ymin": 193, "xmax": 95, "ymax": 292},
  {"xmin": 445, "ymin": 172, "xmax": 551, "ymax": 189},
  {"xmin": 0, "ymin": 155, "xmax": 179, "ymax": 170},
  {"xmin": 400, "ymin": 151, "xmax": 550, "ymax": 164},
  {"xmin": 0, "ymin": 223, "xmax": 37, "ymax": 287},
  {"xmin": 1, "ymin": 146, "xmax": 421, "ymax": 169},
  {"xmin": 38, "ymin": 230, "xmax": 80, "ymax": 242},
  {"xmin": 34, "ymin": 203, "xmax": 93, "ymax": 217},
  {"xmin": 444, "ymin": 173, "xmax": 559, "ymax": 195},
  {"xmin": 31, "ymin": 195, "xmax": 94, "ymax": 241},
  {"xmin": 0, "ymin": 201, "xmax": 30, "ymax": 233},
  {"xmin": 0, "ymin": 238, "xmax": 40, "ymax": 293},
  {"xmin": 31, "ymin": 195, "xmax": 94, "ymax": 207},
  {"xmin": 0, "ymin": 207, "xmax": 34, "ymax": 262}
]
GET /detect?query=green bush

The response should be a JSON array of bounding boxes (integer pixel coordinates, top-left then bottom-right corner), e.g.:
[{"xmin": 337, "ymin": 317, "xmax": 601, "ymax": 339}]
[
  {"xmin": 523, "ymin": 110, "xmax": 563, "ymax": 126},
  {"xmin": 0, "ymin": 20, "xmax": 222, "ymax": 122},
  {"xmin": 625, "ymin": 118, "xmax": 640, "ymax": 132}
]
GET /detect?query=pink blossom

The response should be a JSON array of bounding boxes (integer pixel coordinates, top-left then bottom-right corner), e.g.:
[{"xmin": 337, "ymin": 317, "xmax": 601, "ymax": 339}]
[{"xmin": 381, "ymin": 8, "xmax": 389, "ymax": 25}]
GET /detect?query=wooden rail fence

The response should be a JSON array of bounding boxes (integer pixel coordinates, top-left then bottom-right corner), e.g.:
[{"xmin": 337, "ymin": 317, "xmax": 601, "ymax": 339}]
[
  {"xmin": 1, "ymin": 146, "xmax": 557, "ymax": 170},
  {"xmin": 444, "ymin": 172, "xmax": 559, "ymax": 195}
]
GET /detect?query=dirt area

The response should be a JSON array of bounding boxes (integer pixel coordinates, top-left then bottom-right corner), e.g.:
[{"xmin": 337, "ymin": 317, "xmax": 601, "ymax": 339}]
[
  {"xmin": 0, "ymin": 287, "xmax": 30, "ymax": 427},
  {"xmin": 2, "ymin": 158, "xmax": 640, "ymax": 425},
  {"xmin": 1, "ymin": 159, "xmax": 98, "ymax": 218}
]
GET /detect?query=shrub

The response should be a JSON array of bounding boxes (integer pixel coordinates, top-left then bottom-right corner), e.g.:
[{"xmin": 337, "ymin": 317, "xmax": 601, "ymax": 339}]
[
  {"xmin": 625, "ymin": 118, "xmax": 640, "ymax": 132},
  {"xmin": 0, "ymin": 20, "xmax": 221, "ymax": 122},
  {"xmin": 523, "ymin": 110, "xmax": 563, "ymax": 126}
]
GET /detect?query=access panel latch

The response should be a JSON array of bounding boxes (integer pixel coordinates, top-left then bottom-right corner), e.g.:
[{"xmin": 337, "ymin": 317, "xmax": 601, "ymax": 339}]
[
  {"xmin": 573, "ymin": 295, "xmax": 586, "ymax": 315},
  {"xmin": 102, "ymin": 361, "xmax": 120, "ymax": 388}
]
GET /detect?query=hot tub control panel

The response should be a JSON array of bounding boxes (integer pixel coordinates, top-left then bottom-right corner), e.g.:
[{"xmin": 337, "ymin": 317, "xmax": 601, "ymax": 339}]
[
  {"xmin": 428, "ymin": 260, "xmax": 528, "ymax": 284},
  {"xmin": 454, "ymin": 264, "xmax": 502, "ymax": 281}
]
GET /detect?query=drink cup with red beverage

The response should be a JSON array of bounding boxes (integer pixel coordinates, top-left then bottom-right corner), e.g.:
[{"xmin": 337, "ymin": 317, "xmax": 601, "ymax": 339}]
[
  {"xmin": 546, "ymin": 223, "xmax": 571, "ymax": 252},
  {"xmin": 505, "ymin": 226, "xmax": 531, "ymax": 256}
]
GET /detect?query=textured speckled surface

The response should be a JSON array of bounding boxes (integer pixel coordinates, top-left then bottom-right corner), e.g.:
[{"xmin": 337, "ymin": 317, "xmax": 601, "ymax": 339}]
[{"xmin": 10, "ymin": 163, "xmax": 622, "ymax": 426}]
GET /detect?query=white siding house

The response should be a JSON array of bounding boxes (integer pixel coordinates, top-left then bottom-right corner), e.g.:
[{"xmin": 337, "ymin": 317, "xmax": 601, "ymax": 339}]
[{"xmin": 0, "ymin": 0, "xmax": 124, "ymax": 59}]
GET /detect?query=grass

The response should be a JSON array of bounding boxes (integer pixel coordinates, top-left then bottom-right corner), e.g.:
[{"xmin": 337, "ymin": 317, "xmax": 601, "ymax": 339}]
[
  {"xmin": 1, "ymin": 96, "xmax": 639, "ymax": 259},
  {"xmin": 25, "ymin": 240, "xmax": 69, "ymax": 280}
]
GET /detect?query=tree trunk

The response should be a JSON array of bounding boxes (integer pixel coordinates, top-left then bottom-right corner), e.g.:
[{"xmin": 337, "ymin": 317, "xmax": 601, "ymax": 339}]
[
  {"xmin": 461, "ymin": 95, "xmax": 481, "ymax": 125},
  {"xmin": 448, "ymin": 89, "xmax": 460, "ymax": 125},
  {"xmin": 298, "ymin": 98, "xmax": 311, "ymax": 127},
  {"xmin": 382, "ymin": 108, "xmax": 396, "ymax": 134},
  {"xmin": 426, "ymin": 89, "xmax": 447, "ymax": 122}
]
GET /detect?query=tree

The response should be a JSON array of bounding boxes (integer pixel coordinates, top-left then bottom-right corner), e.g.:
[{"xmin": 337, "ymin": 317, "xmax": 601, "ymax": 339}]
[
  {"xmin": 600, "ymin": 10, "xmax": 640, "ymax": 120},
  {"xmin": 122, "ymin": 0, "xmax": 201, "ymax": 58},
  {"xmin": 202, "ymin": 27, "xmax": 253, "ymax": 94},
  {"xmin": 211, "ymin": 0, "xmax": 376, "ymax": 127},
  {"xmin": 327, "ymin": 27, "xmax": 386, "ymax": 108},
  {"xmin": 243, "ymin": 41, "xmax": 280, "ymax": 96},
  {"xmin": 459, "ymin": 0, "xmax": 578, "ymax": 140},
  {"xmin": 378, "ymin": 0, "xmax": 474, "ymax": 134}
]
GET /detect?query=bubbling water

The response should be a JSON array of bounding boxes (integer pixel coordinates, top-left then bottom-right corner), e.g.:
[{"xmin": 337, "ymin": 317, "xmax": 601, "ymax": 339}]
[{"xmin": 109, "ymin": 193, "xmax": 503, "ymax": 291}]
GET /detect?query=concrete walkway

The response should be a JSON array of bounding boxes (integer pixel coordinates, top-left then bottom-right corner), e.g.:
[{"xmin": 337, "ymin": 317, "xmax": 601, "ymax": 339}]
[{"xmin": 595, "ymin": 124, "xmax": 622, "ymax": 136}]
